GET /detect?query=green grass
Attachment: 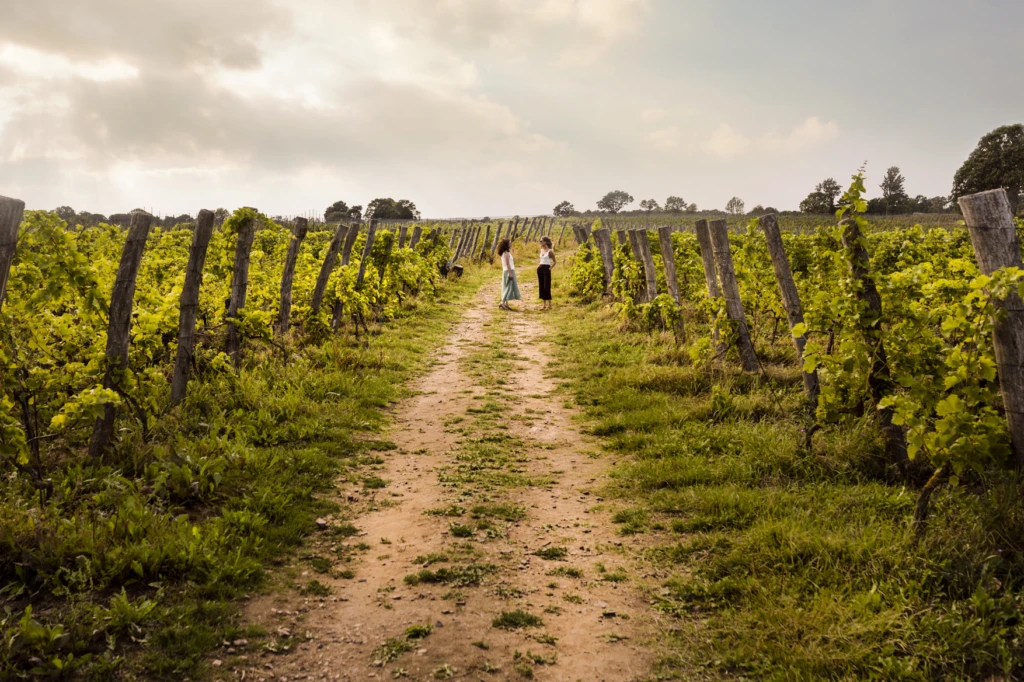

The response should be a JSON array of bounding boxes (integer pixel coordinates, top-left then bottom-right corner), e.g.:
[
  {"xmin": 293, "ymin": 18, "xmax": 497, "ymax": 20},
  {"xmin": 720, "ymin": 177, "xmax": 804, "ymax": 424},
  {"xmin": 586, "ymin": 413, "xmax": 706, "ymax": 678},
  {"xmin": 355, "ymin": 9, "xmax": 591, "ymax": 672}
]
[
  {"xmin": 0, "ymin": 266, "xmax": 490, "ymax": 680},
  {"xmin": 532, "ymin": 547, "xmax": 568, "ymax": 560},
  {"xmin": 403, "ymin": 564, "xmax": 497, "ymax": 587},
  {"xmin": 492, "ymin": 610, "xmax": 543, "ymax": 630},
  {"xmin": 545, "ymin": 285, "xmax": 1024, "ymax": 681}
]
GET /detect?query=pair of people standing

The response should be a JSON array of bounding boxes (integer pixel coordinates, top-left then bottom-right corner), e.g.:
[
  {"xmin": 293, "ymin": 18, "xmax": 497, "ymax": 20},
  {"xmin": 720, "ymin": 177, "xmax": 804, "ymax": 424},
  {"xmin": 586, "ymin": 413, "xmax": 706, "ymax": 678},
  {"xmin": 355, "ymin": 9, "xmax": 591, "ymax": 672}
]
[{"xmin": 497, "ymin": 237, "xmax": 556, "ymax": 311}]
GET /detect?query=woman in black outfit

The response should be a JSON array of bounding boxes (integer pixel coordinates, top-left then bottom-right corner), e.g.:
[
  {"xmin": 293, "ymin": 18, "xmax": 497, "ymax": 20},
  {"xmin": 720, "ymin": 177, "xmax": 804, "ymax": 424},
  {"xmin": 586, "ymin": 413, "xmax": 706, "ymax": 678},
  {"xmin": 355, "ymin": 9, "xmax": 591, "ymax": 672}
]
[{"xmin": 537, "ymin": 236, "xmax": 555, "ymax": 310}]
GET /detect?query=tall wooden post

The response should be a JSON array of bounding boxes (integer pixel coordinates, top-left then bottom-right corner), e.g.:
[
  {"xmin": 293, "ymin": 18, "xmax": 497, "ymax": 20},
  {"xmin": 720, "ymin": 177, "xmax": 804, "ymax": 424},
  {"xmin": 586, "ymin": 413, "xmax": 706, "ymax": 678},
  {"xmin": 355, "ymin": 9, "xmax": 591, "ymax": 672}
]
[
  {"xmin": 557, "ymin": 220, "xmax": 567, "ymax": 247},
  {"xmin": 759, "ymin": 214, "xmax": 818, "ymax": 407},
  {"xmin": 592, "ymin": 228, "xmax": 616, "ymax": 296},
  {"xmin": 0, "ymin": 195, "xmax": 25, "ymax": 307},
  {"xmin": 491, "ymin": 221, "xmax": 505, "ymax": 258},
  {"xmin": 709, "ymin": 219, "xmax": 758, "ymax": 372},
  {"xmin": 225, "ymin": 211, "xmax": 257, "ymax": 369},
  {"xmin": 379, "ymin": 226, "xmax": 395, "ymax": 284},
  {"xmin": 839, "ymin": 215, "xmax": 906, "ymax": 463},
  {"xmin": 657, "ymin": 225, "xmax": 686, "ymax": 339},
  {"xmin": 311, "ymin": 222, "xmax": 349, "ymax": 315},
  {"xmin": 959, "ymin": 189, "xmax": 1024, "ymax": 469},
  {"xmin": 170, "ymin": 210, "xmax": 215, "ymax": 406},
  {"xmin": 398, "ymin": 224, "xmax": 408, "ymax": 249},
  {"xmin": 355, "ymin": 219, "xmax": 378, "ymax": 288},
  {"xmin": 89, "ymin": 211, "xmax": 153, "ymax": 456},
  {"xmin": 695, "ymin": 219, "xmax": 723, "ymax": 347},
  {"xmin": 341, "ymin": 221, "xmax": 360, "ymax": 265},
  {"xmin": 637, "ymin": 230, "xmax": 659, "ymax": 302},
  {"xmin": 276, "ymin": 217, "xmax": 309, "ymax": 337},
  {"xmin": 480, "ymin": 225, "xmax": 492, "ymax": 260},
  {"xmin": 409, "ymin": 226, "xmax": 423, "ymax": 249},
  {"xmin": 448, "ymin": 227, "xmax": 458, "ymax": 251}
]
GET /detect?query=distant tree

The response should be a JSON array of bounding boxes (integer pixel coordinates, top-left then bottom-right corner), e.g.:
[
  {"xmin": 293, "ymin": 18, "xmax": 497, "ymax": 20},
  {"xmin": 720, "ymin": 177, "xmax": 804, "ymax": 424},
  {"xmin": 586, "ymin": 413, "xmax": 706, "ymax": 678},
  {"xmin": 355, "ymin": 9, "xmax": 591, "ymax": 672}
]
[
  {"xmin": 725, "ymin": 197, "xmax": 745, "ymax": 215},
  {"xmin": 349, "ymin": 205, "xmax": 363, "ymax": 220},
  {"xmin": 686, "ymin": 203, "xmax": 698, "ymax": 213},
  {"xmin": 866, "ymin": 197, "xmax": 888, "ymax": 214},
  {"xmin": 952, "ymin": 123, "xmax": 1024, "ymax": 215},
  {"xmin": 880, "ymin": 166, "xmax": 909, "ymax": 214},
  {"xmin": 665, "ymin": 196, "xmax": 687, "ymax": 213},
  {"xmin": 54, "ymin": 206, "xmax": 76, "ymax": 224},
  {"xmin": 818, "ymin": 178, "xmax": 841, "ymax": 212},
  {"xmin": 639, "ymin": 199, "xmax": 660, "ymax": 215},
  {"xmin": 597, "ymin": 190, "xmax": 634, "ymax": 214},
  {"xmin": 366, "ymin": 198, "xmax": 419, "ymax": 220},
  {"xmin": 553, "ymin": 200, "xmax": 576, "ymax": 217},
  {"xmin": 325, "ymin": 200, "xmax": 351, "ymax": 222},
  {"xmin": 213, "ymin": 208, "xmax": 230, "ymax": 226},
  {"xmin": 748, "ymin": 204, "xmax": 765, "ymax": 216},
  {"xmin": 108, "ymin": 213, "xmax": 131, "ymax": 227},
  {"xmin": 764, "ymin": 206, "xmax": 779, "ymax": 214},
  {"xmin": 800, "ymin": 191, "xmax": 830, "ymax": 213},
  {"xmin": 78, "ymin": 212, "xmax": 106, "ymax": 227}
]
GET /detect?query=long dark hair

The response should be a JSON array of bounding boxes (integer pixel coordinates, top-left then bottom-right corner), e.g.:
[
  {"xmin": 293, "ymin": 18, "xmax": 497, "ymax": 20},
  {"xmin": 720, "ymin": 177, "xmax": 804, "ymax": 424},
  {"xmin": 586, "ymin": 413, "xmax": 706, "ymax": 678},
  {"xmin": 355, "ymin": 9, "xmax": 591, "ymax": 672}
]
[{"xmin": 497, "ymin": 238, "xmax": 511, "ymax": 255}]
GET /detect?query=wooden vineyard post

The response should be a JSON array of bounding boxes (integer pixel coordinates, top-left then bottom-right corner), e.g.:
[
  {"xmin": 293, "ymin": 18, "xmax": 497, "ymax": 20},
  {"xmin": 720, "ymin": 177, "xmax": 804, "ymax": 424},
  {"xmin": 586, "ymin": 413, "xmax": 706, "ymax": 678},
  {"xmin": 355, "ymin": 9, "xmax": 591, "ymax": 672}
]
[
  {"xmin": 491, "ymin": 221, "xmax": 505, "ymax": 258},
  {"xmin": 959, "ymin": 189, "xmax": 1024, "ymax": 469},
  {"xmin": 276, "ymin": 217, "xmax": 309, "ymax": 337},
  {"xmin": 657, "ymin": 225, "xmax": 686, "ymax": 340},
  {"xmin": 580, "ymin": 222, "xmax": 592, "ymax": 243},
  {"xmin": 378, "ymin": 225, "xmax": 395, "ymax": 284},
  {"xmin": 709, "ymin": 219, "xmax": 758, "ymax": 372},
  {"xmin": 398, "ymin": 224, "xmax": 408, "ymax": 249},
  {"xmin": 310, "ymin": 222, "xmax": 349, "ymax": 315},
  {"xmin": 89, "ymin": 211, "xmax": 153, "ymax": 457},
  {"xmin": 759, "ymin": 214, "xmax": 819, "ymax": 408},
  {"xmin": 355, "ymin": 219, "xmax": 378, "ymax": 288},
  {"xmin": 695, "ymin": 219, "xmax": 723, "ymax": 348},
  {"xmin": 448, "ymin": 227, "xmax": 458, "ymax": 251},
  {"xmin": 479, "ymin": 224, "xmax": 492, "ymax": 260},
  {"xmin": 637, "ymin": 229, "xmax": 659, "ymax": 303},
  {"xmin": 470, "ymin": 225, "xmax": 481, "ymax": 259},
  {"xmin": 616, "ymin": 228, "xmax": 629, "ymax": 248},
  {"xmin": 0, "ymin": 195, "xmax": 25, "ymax": 307},
  {"xmin": 170, "ymin": 209, "xmax": 215, "ymax": 406},
  {"xmin": 592, "ymin": 228, "xmax": 616, "ymax": 296},
  {"xmin": 409, "ymin": 225, "xmax": 423, "ymax": 249},
  {"xmin": 557, "ymin": 220, "xmax": 567, "ymax": 247},
  {"xmin": 225, "ymin": 210, "xmax": 257, "ymax": 369},
  {"xmin": 839, "ymin": 215, "xmax": 906, "ymax": 464},
  {"xmin": 341, "ymin": 221, "xmax": 360, "ymax": 265}
]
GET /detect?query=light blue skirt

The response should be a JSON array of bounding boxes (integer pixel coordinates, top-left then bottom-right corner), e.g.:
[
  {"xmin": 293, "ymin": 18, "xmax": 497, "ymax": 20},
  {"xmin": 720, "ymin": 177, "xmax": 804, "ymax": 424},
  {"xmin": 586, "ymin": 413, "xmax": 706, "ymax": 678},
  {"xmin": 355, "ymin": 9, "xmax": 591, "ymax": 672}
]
[{"xmin": 502, "ymin": 271, "xmax": 522, "ymax": 302}]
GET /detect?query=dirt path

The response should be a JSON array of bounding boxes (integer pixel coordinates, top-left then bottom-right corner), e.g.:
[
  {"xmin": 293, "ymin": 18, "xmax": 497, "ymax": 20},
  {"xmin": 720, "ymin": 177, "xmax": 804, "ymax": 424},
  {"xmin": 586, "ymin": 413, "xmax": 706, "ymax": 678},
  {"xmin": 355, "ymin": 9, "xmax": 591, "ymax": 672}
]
[{"xmin": 239, "ymin": 280, "xmax": 656, "ymax": 681}]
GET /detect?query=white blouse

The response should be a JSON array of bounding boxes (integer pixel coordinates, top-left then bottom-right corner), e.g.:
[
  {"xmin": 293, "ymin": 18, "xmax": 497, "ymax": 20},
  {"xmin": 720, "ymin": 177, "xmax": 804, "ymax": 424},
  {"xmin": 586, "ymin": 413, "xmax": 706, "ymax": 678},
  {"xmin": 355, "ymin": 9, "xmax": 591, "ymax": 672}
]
[
  {"xmin": 539, "ymin": 249, "xmax": 553, "ymax": 266},
  {"xmin": 502, "ymin": 252, "xmax": 515, "ymax": 272}
]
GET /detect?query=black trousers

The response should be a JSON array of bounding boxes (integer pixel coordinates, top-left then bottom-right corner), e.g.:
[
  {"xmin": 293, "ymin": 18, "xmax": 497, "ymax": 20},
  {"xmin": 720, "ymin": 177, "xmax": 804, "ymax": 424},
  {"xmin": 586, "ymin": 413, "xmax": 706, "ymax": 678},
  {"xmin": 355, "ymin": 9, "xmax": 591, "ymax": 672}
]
[{"xmin": 537, "ymin": 264, "xmax": 552, "ymax": 300}]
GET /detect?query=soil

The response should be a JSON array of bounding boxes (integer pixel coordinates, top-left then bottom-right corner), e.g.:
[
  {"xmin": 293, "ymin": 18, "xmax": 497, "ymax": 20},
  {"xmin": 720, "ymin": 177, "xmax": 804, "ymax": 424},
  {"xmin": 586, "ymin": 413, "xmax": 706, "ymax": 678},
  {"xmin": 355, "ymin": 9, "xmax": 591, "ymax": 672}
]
[{"xmin": 234, "ymin": 280, "xmax": 658, "ymax": 682}]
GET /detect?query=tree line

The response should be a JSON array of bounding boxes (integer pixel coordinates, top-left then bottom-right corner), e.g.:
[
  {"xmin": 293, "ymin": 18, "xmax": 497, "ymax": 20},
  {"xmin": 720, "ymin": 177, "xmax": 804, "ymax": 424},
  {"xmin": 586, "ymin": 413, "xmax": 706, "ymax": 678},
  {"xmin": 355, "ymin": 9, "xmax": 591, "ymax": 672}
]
[{"xmin": 554, "ymin": 123, "xmax": 1024, "ymax": 218}]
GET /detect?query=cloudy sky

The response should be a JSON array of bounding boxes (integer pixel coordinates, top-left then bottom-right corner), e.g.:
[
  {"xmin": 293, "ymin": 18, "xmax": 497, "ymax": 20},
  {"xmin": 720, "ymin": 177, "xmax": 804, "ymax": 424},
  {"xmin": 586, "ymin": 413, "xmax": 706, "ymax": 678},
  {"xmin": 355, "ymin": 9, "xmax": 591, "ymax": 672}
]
[{"xmin": 1, "ymin": 0, "xmax": 1021, "ymax": 218}]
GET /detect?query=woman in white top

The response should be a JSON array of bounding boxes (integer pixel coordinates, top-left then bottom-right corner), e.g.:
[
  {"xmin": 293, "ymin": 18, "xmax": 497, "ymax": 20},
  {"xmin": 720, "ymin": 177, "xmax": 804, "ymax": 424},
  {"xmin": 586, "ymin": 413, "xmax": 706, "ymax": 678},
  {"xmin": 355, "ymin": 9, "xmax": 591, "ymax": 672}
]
[
  {"xmin": 537, "ymin": 236, "xmax": 556, "ymax": 310},
  {"xmin": 497, "ymin": 238, "xmax": 521, "ymax": 311}
]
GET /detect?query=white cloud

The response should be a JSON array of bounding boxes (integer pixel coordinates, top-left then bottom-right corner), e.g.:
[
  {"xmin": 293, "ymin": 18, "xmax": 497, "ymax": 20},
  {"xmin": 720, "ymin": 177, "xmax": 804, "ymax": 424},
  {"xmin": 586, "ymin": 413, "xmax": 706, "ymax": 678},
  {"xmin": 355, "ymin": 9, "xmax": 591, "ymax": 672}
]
[
  {"xmin": 641, "ymin": 107, "xmax": 666, "ymax": 124},
  {"xmin": 0, "ymin": 44, "xmax": 137, "ymax": 82},
  {"xmin": 703, "ymin": 124, "xmax": 751, "ymax": 159},
  {"xmin": 647, "ymin": 126, "xmax": 680, "ymax": 150},
  {"xmin": 703, "ymin": 117, "xmax": 840, "ymax": 159}
]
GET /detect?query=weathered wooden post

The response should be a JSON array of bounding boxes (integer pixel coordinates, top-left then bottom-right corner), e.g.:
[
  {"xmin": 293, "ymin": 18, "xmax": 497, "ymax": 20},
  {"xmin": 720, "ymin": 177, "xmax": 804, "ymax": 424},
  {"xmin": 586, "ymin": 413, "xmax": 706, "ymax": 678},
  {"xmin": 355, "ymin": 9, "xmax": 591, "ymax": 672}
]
[
  {"xmin": 448, "ymin": 227, "xmax": 458, "ymax": 251},
  {"xmin": 839, "ymin": 214, "xmax": 907, "ymax": 465},
  {"xmin": 398, "ymin": 224, "xmax": 408, "ymax": 249},
  {"xmin": 657, "ymin": 225, "xmax": 686, "ymax": 339},
  {"xmin": 637, "ymin": 230, "xmax": 659, "ymax": 303},
  {"xmin": 491, "ymin": 221, "xmax": 505, "ymax": 258},
  {"xmin": 89, "ymin": 210, "xmax": 153, "ymax": 456},
  {"xmin": 311, "ymin": 222, "xmax": 349, "ymax": 315},
  {"xmin": 959, "ymin": 189, "xmax": 1024, "ymax": 469},
  {"xmin": 759, "ymin": 214, "xmax": 819, "ymax": 408},
  {"xmin": 276, "ymin": 217, "xmax": 309, "ymax": 337},
  {"xmin": 557, "ymin": 220, "xmax": 568, "ymax": 247},
  {"xmin": 0, "ymin": 195, "xmax": 25, "ymax": 307},
  {"xmin": 592, "ymin": 228, "xmax": 616, "ymax": 296},
  {"xmin": 695, "ymin": 219, "xmax": 723, "ymax": 347},
  {"xmin": 409, "ymin": 225, "xmax": 423, "ymax": 249},
  {"xmin": 341, "ymin": 221, "xmax": 360, "ymax": 264},
  {"xmin": 355, "ymin": 219, "xmax": 378, "ymax": 288},
  {"xmin": 709, "ymin": 219, "xmax": 758, "ymax": 372},
  {"xmin": 479, "ymin": 224, "xmax": 492, "ymax": 260},
  {"xmin": 379, "ymin": 226, "xmax": 395, "ymax": 284},
  {"xmin": 225, "ymin": 210, "xmax": 257, "ymax": 369},
  {"xmin": 170, "ymin": 210, "xmax": 215, "ymax": 406}
]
